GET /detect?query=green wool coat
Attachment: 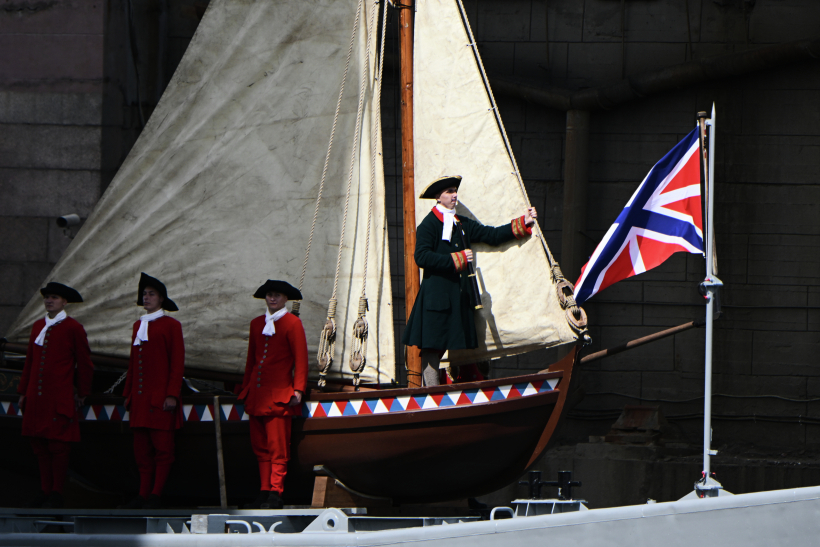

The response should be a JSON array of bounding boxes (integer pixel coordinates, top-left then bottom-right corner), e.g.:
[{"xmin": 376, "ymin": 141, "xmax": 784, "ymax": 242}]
[{"xmin": 402, "ymin": 209, "xmax": 518, "ymax": 350}]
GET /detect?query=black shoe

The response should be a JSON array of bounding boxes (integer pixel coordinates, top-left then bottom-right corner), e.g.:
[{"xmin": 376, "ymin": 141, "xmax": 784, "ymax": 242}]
[
  {"xmin": 143, "ymin": 494, "xmax": 162, "ymax": 510},
  {"xmin": 28, "ymin": 491, "xmax": 49, "ymax": 508},
  {"xmin": 120, "ymin": 495, "xmax": 146, "ymax": 509},
  {"xmin": 244, "ymin": 490, "xmax": 270, "ymax": 509},
  {"xmin": 260, "ymin": 491, "xmax": 283, "ymax": 509},
  {"xmin": 42, "ymin": 492, "xmax": 64, "ymax": 509}
]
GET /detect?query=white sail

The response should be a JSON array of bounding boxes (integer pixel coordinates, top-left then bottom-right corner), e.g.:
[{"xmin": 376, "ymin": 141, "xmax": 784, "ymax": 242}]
[
  {"xmin": 5, "ymin": 0, "xmax": 395, "ymax": 383},
  {"xmin": 413, "ymin": 0, "xmax": 579, "ymax": 364}
]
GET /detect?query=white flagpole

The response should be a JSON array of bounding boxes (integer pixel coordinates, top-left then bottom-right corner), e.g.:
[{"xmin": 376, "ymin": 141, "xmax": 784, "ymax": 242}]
[{"xmin": 698, "ymin": 103, "xmax": 725, "ymax": 498}]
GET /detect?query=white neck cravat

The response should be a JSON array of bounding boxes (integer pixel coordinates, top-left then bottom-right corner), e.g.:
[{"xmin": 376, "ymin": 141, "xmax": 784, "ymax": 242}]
[
  {"xmin": 263, "ymin": 308, "xmax": 288, "ymax": 337},
  {"xmin": 133, "ymin": 309, "xmax": 165, "ymax": 346},
  {"xmin": 436, "ymin": 204, "xmax": 457, "ymax": 241},
  {"xmin": 35, "ymin": 311, "xmax": 66, "ymax": 346}
]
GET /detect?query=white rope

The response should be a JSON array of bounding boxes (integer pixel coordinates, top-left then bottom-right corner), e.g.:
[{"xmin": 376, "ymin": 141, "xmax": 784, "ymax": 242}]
[
  {"xmin": 319, "ymin": 0, "xmax": 375, "ymax": 388},
  {"xmin": 292, "ymin": 0, "xmax": 365, "ymax": 319},
  {"xmin": 454, "ymin": 0, "xmax": 587, "ymax": 337},
  {"xmin": 350, "ymin": 0, "xmax": 389, "ymax": 387}
]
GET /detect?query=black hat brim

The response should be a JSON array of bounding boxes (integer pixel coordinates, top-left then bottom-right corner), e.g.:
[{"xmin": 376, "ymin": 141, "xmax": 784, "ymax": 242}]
[
  {"xmin": 40, "ymin": 282, "xmax": 83, "ymax": 303},
  {"xmin": 419, "ymin": 176, "xmax": 462, "ymax": 199},
  {"xmin": 253, "ymin": 280, "xmax": 302, "ymax": 301},
  {"xmin": 137, "ymin": 272, "xmax": 179, "ymax": 312}
]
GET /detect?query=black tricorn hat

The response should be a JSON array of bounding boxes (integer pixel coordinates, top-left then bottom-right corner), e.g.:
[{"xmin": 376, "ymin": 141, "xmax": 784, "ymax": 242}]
[
  {"xmin": 253, "ymin": 280, "xmax": 302, "ymax": 301},
  {"xmin": 419, "ymin": 175, "xmax": 462, "ymax": 199},
  {"xmin": 40, "ymin": 282, "xmax": 83, "ymax": 303},
  {"xmin": 137, "ymin": 272, "xmax": 179, "ymax": 311}
]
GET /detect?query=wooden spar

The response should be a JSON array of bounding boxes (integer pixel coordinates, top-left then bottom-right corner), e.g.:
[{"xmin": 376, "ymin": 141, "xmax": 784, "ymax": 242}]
[
  {"xmin": 399, "ymin": 0, "xmax": 422, "ymax": 388},
  {"xmin": 213, "ymin": 395, "xmax": 228, "ymax": 509},
  {"xmin": 577, "ymin": 320, "xmax": 705, "ymax": 365}
]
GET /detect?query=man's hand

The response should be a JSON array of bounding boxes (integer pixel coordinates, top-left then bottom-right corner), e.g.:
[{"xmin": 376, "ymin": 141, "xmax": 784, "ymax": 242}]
[
  {"xmin": 288, "ymin": 390, "xmax": 303, "ymax": 406},
  {"xmin": 17, "ymin": 395, "xmax": 25, "ymax": 412},
  {"xmin": 163, "ymin": 396, "xmax": 178, "ymax": 412},
  {"xmin": 464, "ymin": 249, "xmax": 474, "ymax": 262},
  {"xmin": 524, "ymin": 207, "xmax": 538, "ymax": 227}
]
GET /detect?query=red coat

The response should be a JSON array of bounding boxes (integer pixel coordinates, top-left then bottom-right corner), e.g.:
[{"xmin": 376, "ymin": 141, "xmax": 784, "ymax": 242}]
[
  {"xmin": 123, "ymin": 315, "xmax": 185, "ymax": 430},
  {"xmin": 239, "ymin": 313, "xmax": 308, "ymax": 417},
  {"xmin": 18, "ymin": 317, "xmax": 94, "ymax": 442}
]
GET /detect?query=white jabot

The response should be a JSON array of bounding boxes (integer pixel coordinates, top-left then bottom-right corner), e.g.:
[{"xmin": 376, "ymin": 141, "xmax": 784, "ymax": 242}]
[
  {"xmin": 263, "ymin": 308, "xmax": 288, "ymax": 337},
  {"xmin": 436, "ymin": 204, "xmax": 457, "ymax": 241},
  {"xmin": 133, "ymin": 309, "xmax": 165, "ymax": 346},
  {"xmin": 35, "ymin": 311, "xmax": 66, "ymax": 346}
]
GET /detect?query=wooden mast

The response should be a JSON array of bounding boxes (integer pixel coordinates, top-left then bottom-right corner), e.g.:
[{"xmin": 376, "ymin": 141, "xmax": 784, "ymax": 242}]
[{"xmin": 399, "ymin": 0, "xmax": 422, "ymax": 388}]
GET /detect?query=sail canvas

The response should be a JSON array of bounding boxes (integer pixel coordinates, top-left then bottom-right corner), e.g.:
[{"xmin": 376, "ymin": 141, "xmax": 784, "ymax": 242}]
[
  {"xmin": 413, "ymin": 0, "xmax": 579, "ymax": 364},
  {"xmin": 5, "ymin": 0, "xmax": 395, "ymax": 383}
]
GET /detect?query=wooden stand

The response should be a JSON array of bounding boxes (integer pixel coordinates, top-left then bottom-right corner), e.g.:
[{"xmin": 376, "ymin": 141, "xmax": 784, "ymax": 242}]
[{"xmin": 311, "ymin": 476, "xmax": 390, "ymax": 509}]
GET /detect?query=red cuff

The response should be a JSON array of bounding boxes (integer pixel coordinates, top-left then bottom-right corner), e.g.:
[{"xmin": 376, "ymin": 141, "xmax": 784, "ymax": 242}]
[
  {"xmin": 512, "ymin": 215, "xmax": 533, "ymax": 239},
  {"xmin": 451, "ymin": 251, "xmax": 469, "ymax": 272}
]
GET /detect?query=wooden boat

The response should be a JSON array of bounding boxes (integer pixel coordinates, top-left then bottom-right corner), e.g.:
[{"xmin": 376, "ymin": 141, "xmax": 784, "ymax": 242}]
[{"xmin": 0, "ymin": 0, "xmax": 588, "ymax": 506}]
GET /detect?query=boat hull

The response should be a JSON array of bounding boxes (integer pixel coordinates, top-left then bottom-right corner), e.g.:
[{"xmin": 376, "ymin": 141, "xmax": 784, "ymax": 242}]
[{"xmin": 0, "ymin": 348, "xmax": 578, "ymax": 506}]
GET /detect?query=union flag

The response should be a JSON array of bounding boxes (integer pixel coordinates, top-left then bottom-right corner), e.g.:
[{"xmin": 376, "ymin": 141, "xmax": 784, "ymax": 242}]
[{"xmin": 573, "ymin": 128, "xmax": 704, "ymax": 305}]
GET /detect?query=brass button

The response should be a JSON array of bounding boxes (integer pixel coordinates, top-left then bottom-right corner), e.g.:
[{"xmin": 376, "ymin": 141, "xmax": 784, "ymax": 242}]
[
  {"xmin": 259, "ymin": 359, "xmax": 264, "ymax": 364},
  {"xmin": 256, "ymin": 384, "xmax": 261, "ymax": 388},
  {"xmin": 38, "ymin": 392, "xmax": 42, "ymax": 395},
  {"xmin": 138, "ymin": 391, "xmax": 142, "ymax": 394},
  {"xmin": 138, "ymin": 360, "xmax": 142, "ymax": 364}
]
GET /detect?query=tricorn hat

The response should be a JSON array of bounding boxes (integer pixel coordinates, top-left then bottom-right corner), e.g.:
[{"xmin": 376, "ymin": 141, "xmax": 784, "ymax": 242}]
[
  {"xmin": 419, "ymin": 175, "xmax": 462, "ymax": 199},
  {"xmin": 40, "ymin": 282, "xmax": 83, "ymax": 303},
  {"xmin": 253, "ymin": 280, "xmax": 302, "ymax": 301},
  {"xmin": 137, "ymin": 272, "xmax": 179, "ymax": 311}
]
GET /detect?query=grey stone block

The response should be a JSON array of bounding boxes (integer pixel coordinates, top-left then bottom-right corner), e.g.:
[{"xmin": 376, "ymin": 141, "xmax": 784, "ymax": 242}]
[
  {"xmin": 0, "ymin": 0, "xmax": 105, "ymax": 36},
  {"xmin": 586, "ymin": 301, "xmax": 643, "ymax": 327},
  {"xmin": 0, "ymin": 91, "xmax": 103, "ymax": 125},
  {"xmin": 47, "ymin": 220, "xmax": 79, "ymax": 264},
  {"xmin": 0, "ymin": 262, "xmax": 53, "ymax": 306},
  {"xmin": 523, "ymin": 179, "xmax": 563, "ymax": 230},
  {"xmin": 712, "ymin": 373, "xmax": 807, "ymax": 416},
  {"xmin": 0, "ymin": 124, "xmax": 101, "ymax": 170},
  {"xmin": 625, "ymin": 43, "xmax": 688, "ymax": 77},
  {"xmin": 0, "ymin": 305, "xmax": 24, "ymax": 338},
  {"xmin": 749, "ymin": 0, "xmax": 820, "ymax": 43},
  {"xmin": 511, "ymin": 42, "xmax": 552, "ymax": 82},
  {"xmin": 0, "ymin": 34, "xmax": 104, "ymax": 83},
  {"xmin": 495, "ymin": 94, "xmax": 527, "ymax": 133},
  {"xmin": 519, "ymin": 135, "xmax": 562, "ymax": 180},
  {"xmin": 472, "ymin": 0, "xmax": 531, "ymax": 42},
  {"xmin": 0, "ymin": 217, "xmax": 48, "ymax": 262},
  {"xmin": 640, "ymin": 370, "xmax": 705, "ymax": 401},
  {"xmin": 566, "ymin": 43, "xmax": 622, "ymax": 88},
  {"xmin": 743, "ymin": 90, "xmax": 820, "ymax": 137},
  {"xmin": 752, "ymin": 330, "xmax": 820, "ymax": 376},
  {"xmin": 588, "ymin": 133, "xmax": 680, "ymax": 184},
  {"xmin": 746, "ymin": 234, "xmax": 820, "ymax": 286},
  {"xmin": 591, "ymin": 91, "xmax": 696, "ymax": 136},
  {"xmin": 477, "ymin": 42, "xmax": 516, "ymax": 78},
  {"xmin": 521, "ymin": 106, "xmax": 565, "ymax": 136},
  {"xmin": 698, "ymin": 0, "xmax": 752, "ymax": 44},
  {"xmin": 0, "ymin": 168, "xmax": 100, "ymax": 217},
  {"xmin": 593, "ymin": 326, "xmax": 676, "ymax": 371},
  {"xmin": 723, "ymin": 137, "xmax": 820, "ymax": 186},
  {"xmin": 581, "ymin": 0, "xmax": 625, "ymax": 43},
  {"xmin": 720, "ymin": 284, "xmax": 808, "ymax": 332},
  {"xmin": 530, "ymin": 0, "xmax": 584, "ymax": 43}
]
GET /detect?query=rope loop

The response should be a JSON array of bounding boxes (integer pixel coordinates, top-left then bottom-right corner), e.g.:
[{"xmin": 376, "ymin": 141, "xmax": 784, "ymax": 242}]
[
  {"xmin": 349, "ymin": 297, "xmax": 369, "ymax": 388},
  {"xmin": 290, "ymin": 300, "xmax": 301, "ymax": 318},
  {"xmin": 550, "ymin": 263, "xmax": 589, "ymax": 336},
  {"xmin": 317, "ymin": 299, "xmax": 338, "ymax": 389}
]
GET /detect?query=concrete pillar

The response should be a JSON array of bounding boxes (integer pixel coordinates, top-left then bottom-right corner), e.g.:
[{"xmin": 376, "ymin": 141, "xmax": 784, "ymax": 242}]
[{"xmin": 561, "ymin": 110, "xmax": 590, "ymax": 282}]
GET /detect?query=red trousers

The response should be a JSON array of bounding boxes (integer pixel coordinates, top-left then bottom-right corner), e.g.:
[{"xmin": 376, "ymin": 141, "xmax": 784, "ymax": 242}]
[
  {"xmin": 132, "ymin": 428, "xmax": 175, "ymax": 498},
  {"xmin": 30, "ymin": 438, "xmax": 71, "ymax": 494},
  {"xmin": 249, "ymin": 415, "xmax": 291, "ymax": 494}
]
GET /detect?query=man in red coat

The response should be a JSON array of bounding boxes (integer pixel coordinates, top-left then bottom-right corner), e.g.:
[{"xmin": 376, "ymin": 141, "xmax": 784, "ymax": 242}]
[
  {"xmin": 122, "ymin": 273, "xmax": 184, "ymax": 509},
  {"xmin": 17, "ymin": 282, "xmax": 93, "ymax": 508},
  {"xmin": 239, "ymin": 280, "xmax": 308, "ymax": 509}
]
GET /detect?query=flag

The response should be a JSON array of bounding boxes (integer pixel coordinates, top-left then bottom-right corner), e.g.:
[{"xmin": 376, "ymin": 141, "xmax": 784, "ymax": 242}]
[{"xmin": 573, "ymin": 128, "xmax": 704, "ymax": 305}]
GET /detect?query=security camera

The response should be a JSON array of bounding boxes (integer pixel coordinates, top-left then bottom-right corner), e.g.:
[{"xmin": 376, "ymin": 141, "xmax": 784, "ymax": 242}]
[{"xmin": 56, "ymin": 214, "xmax": 80, "ymax": 228}]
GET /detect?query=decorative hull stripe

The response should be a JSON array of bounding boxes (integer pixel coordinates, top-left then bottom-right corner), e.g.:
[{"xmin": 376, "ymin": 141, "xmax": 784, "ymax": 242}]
[
  {"xmin": 0, "ymin": 378, "xmax": 559, "ymax": 422},
  {"xmin": 302, "ymin": 378, "xmax": 559, "ymax": 419}
]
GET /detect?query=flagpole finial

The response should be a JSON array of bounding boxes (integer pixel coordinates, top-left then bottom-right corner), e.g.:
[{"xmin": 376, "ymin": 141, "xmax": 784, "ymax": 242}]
[{"xmin": 697, "ymin": 111, "xmax": 708, "ymax": 119}]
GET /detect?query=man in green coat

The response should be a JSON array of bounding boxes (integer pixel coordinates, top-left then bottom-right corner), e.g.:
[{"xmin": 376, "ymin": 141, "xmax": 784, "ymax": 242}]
[{"xmin": 402, "ymin": 175, "xmax": 537, "ymax": 386}]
